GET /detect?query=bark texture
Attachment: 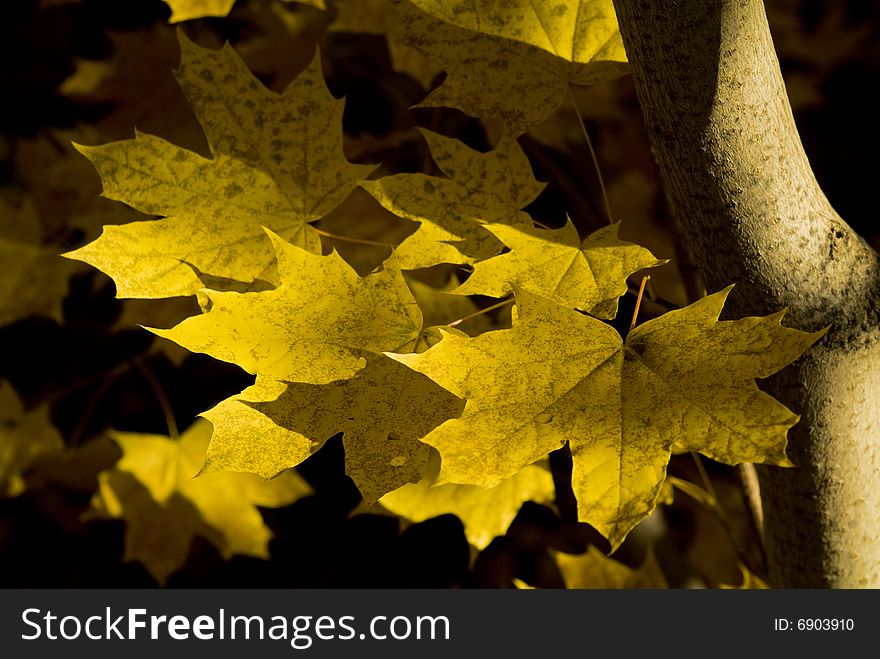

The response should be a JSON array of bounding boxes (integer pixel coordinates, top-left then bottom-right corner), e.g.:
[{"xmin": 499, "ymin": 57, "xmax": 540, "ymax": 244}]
[{"xmin": 612, "ymin": 0, "xmax": 880, "ymax": 586}]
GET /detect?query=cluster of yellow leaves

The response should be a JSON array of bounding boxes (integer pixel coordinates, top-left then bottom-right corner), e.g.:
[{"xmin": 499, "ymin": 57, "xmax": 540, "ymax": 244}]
[
  {"xmin": 57, "ymin": 2, "xmax": 823, "ymax": 567},
  {"xmin": 88, "ymin": 421, "xmax": 312, "ymax": 583}
]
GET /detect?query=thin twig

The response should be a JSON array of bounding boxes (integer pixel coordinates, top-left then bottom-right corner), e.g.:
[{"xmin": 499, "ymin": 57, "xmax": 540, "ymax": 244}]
[
  {"xmin": 738, "ymin": 463, "xmax": 767, "ymax": 559},
  {"xmin": 313, "ymin": 227, "xmax": 395, "ymax": 248},
  {"xmin": 690, "ymin": 452, "xmax": 719, "ymax": 503},
  {"xmin": 67, "ymin": 373, "xmax": 120, "ymax": 447},
  {"xmin": 668, "ymin": 476, "xmax": 769, "ymax": 583},
  {"xmin": 447, "ymin": 297, "xmax": 514, "ymax": 327},
  {"xmin": 41, "ymin": 347, "xmax": 166, "ymax": 408},
  {"xmin": 567, "ymin": 85, "xmax": 614, "ymax": 225},
  {"xmin": 630, "ymin": 275, "xmax": 650, "ymax": 330},
  {"xmin": 134, "ymin": 358, "xmax": 179, "ymax": 441},
  {"xmin": 518, "ymin": 136, "xmax": 595, "ymax": 229},
  {"xmin": 626, "ymin": 283, "xmax": 676, "ymax": 313}
]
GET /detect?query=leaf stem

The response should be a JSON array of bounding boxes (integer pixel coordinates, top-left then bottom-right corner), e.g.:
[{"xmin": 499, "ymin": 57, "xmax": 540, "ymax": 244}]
[
  {"xmin": 134, "ymin": 357, "xmax": 179, "ymax": 441},
  {"xmin": 447, "ymin": 297, "xmax": 514, "ymax": 327},
  {"xmin": 313, "ymin": 227, "xmax": 395, "ymax": 248},
  {"xmin": 690, "ymin": 451, "xmax": 718, "ymax": 503},
  {"xmin": 626, "ymin": 283, "xmax": 676, "ymax": 314},
  {"xmin": 567, "ymin": 85, "xmax": 614, "ymax": 225},
  {"xmin": 629, "ymin": 275, "xmax": 650, "ymax": 330},
  {"xmin": 68, "ymin": 373, "xmax": 120, "ymax": 446}
]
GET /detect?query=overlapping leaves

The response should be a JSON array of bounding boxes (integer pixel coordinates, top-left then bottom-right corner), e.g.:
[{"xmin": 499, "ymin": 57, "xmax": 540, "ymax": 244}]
[
  {"xmin": 63, "ymin": 11, "xmax": 823, "ymax": 558},
  {"xmin": 151, "ymin": 230, "xmax": 421, "ymax": 384},
  {"xmin": 202, "ymin": 357, "xmax": 464, "ymax": 502},
  {"xmin": 150, "ymin": 231, "xmax": 465, "ymax": 500}
]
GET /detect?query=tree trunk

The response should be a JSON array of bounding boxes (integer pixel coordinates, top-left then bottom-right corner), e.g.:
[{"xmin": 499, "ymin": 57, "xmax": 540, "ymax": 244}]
[{"xmin": 611, "ymin": 0, "xmax": 880, "ymax": 587}]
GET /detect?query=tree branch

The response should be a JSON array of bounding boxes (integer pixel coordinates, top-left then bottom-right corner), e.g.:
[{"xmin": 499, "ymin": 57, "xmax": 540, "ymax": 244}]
[{"xmin": 613, "ymin": 0, "xmax": 880, "ymax": 586}]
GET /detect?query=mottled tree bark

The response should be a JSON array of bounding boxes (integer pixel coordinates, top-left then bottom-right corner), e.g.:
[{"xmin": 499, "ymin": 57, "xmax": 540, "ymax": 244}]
[{"xmin": 612, "ymin": 0, "xmax": 880, "ymax": 586}]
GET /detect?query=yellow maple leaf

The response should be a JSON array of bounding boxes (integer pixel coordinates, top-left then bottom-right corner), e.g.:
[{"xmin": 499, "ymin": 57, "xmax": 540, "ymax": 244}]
[
  {"xmin": 556, "ymin": 546, "xmax": 668, "ymax": 589},
  {"xmin": 362, "ymin": 129, "xmax": 545, "ymax": 269},
  {"xmin": 454, "ymin": 219, "xmax": 666, "ymax": 319},
  {"xmin": 380, "ymin": 464, "xmax": 554, "ymax": 549},
  {"xmin": 88, "ymin": 420, "xmax": 312, "ymax": 584},
  {"xmin": 390, "ymin": 0, "xmax": 628, "ymax": 134},
  {"xmin": 0, "ymin": 381, "xmax": 64, "ymax": 498},
  {"xmin": 151, "ymin": 230, "xmax": 422, "ymax": 385},
  {"xmin": 389, "ymin": 288, "xmax": 825, "ymax": 548},
  {"xmin": 0, "ymin": 199, "xmax": 78, "ymax": 327},
  {"xmin": 65, "ymin": 32, "xmax": 374, "ymax": 299}
]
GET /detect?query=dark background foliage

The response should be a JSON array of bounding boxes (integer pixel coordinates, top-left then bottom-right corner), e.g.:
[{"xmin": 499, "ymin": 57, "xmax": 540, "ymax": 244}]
[{"xmin": 1, "ymin": 0, "xmax": 877, "ymax": 588}]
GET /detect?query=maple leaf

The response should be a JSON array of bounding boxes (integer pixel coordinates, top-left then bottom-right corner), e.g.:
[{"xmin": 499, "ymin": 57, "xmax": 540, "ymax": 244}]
[
  {"xmin": 389, "ymin": 0, "xmax": 628, "ymax": 135},
  {"xmin": 380, "ymin": 464, "xmax": 554, "ymax": 549},
  {"xmin": 0, "ymin": 381, "xmax": 64, "ymax": 498},
  {"xmin": 151, "ymin": 230, "xmax": 422, "ymax": 384},
  {"xmin": 64, "ymin": 32, "xmax": 374, "ymax": 299},
  {"xmin": 390, "ymin": 288, "xmax": 824, "ymax": 548},
  {"xmin": 0, "ymin": 199, "xmax": 78, "ymax": 327},
  {"xmin": 88, "ymin": 420, "xmax": 312, "ymax": 584},
  {"xmin": 454, "ymin": 219, "xmax": 666, "ymax": 319},
  {"xmin": 361, "ymin": 129, "xmax": 545, "ymax": 269},
  {"xmin": 555, "ymin": 546, "xmax": 667, "ymax": 588}
]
